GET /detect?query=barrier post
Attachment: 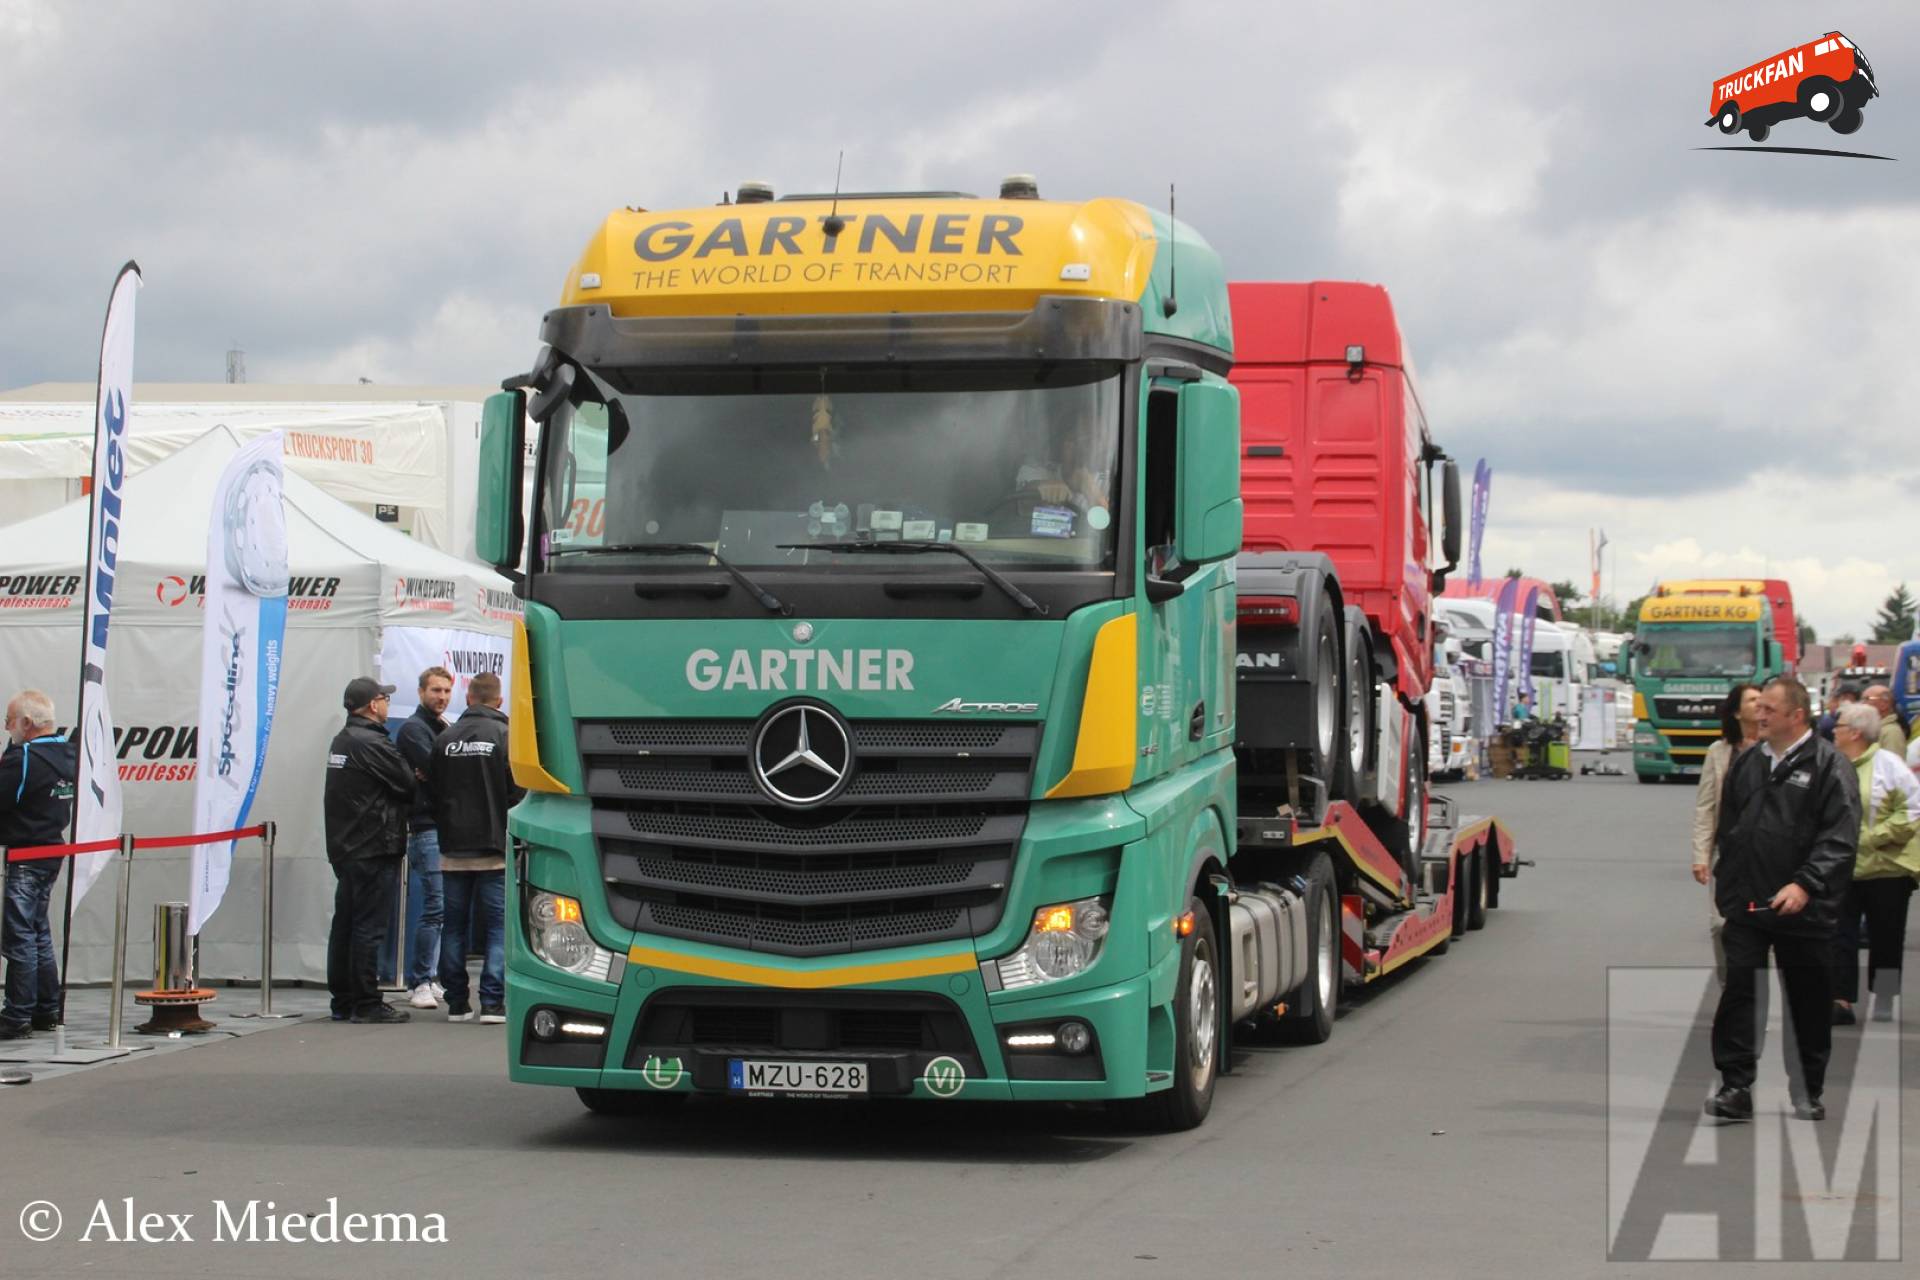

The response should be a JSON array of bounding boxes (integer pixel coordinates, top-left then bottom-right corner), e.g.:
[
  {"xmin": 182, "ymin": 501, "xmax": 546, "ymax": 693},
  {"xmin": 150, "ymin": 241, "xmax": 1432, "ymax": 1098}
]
[
  {"xmin": 108, "ymin": 834, "xmax": 133, "ymax": 1049},
  {"xmin": 254, "ymin": 823, "xmax": 296, "ymax": 1017}
]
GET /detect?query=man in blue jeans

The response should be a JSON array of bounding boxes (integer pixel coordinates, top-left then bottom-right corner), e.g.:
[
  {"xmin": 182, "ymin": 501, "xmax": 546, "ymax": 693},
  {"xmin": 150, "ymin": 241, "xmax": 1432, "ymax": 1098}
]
[
  {"xmin": 0, "ymin": 690, "xmax": 79, "ymax": 1039},
  {"xmin": 427, "ymin": 672, "xmax": 521, "ymax": 1022},
  {"xmin": 395, "ymin": 666, "xmax": 453, "ymax": 1009}
]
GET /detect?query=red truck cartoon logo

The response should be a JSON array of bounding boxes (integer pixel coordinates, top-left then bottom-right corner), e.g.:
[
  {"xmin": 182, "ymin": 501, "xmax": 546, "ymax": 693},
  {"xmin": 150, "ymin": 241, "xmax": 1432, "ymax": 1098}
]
[{"xmin": 1707, "ymin": 31, "xmax": 1878, "ymax": 142}]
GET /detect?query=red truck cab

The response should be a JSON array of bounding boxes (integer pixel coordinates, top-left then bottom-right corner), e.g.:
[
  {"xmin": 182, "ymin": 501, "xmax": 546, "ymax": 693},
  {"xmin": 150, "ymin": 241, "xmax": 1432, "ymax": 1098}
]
[
  {"xmin": 1228, "ymin": 281, "xmax": 1461, "ymax": 876},
  {"xmin": 1231, "ymin": 281, "xmax": 1446, "ymax": 702}
]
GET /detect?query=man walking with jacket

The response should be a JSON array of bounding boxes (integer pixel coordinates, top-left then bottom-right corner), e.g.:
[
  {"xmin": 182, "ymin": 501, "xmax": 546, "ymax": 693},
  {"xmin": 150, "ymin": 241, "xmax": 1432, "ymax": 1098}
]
[
  {"xmin": 0, "ymin": 691, "xmax": 78, "ymax": 1039},
  {"xmin": 395, "ymin": 666, "xmax": 453, "ymax": 1010},
  {"xmin": 324, "ymin": 677, "xmax": 416, "ymax": 1024},
  {"xmin": 429, "ymin": 673, "xmax": 522, "ymax": 1023},
  {"xmin": 1708, "ymin": 676, "xmax": 1859, "ymax": 1122}
]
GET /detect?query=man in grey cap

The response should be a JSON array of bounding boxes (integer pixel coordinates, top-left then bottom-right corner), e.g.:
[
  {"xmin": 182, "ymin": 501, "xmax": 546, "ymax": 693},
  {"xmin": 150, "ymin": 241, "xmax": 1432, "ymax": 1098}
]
[{"xmin": 324, "ymin": 676, "xmax": 416, "ymax": 1023}]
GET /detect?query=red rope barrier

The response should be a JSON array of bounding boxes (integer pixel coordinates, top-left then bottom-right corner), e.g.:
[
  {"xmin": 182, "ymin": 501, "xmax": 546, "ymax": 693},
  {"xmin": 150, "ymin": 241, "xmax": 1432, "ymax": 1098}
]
[
  {"xmin": 4, "ymin": 837, "xmax": 122, "ymax": 864},
  {"xmin": 5, "ymin": 825, "xmax": 269, "ymax": 862},
  {"xmin": 131, "ymin": 825, "xmax": 268, "ymax": 852}
]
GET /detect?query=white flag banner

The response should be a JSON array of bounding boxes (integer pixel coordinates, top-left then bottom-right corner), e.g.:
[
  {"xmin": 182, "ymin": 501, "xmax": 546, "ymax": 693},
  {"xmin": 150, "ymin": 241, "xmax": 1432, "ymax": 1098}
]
[
  {"xmin": 70, "ymin": 262, "xmax": 142, "ymax": 903},
  {"xmin": 189, "ymin": 431, "xmax": 290, "ymax": 934}
]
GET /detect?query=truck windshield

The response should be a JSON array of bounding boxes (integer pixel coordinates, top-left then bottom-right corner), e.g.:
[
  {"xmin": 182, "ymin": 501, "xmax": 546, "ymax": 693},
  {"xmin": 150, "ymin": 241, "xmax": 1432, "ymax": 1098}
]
[
  {"xmin": 536, "ymin": 363, "xmax": 1122, "ymax": 573},
  {"xmin": 1640, "ymin": 625, "xmax": 1757, "ymax": 677}
]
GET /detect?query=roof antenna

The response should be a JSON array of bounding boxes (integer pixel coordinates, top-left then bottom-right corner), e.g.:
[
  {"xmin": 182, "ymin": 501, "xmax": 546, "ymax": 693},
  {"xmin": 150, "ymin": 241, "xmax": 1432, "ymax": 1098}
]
[
  {"xmin": 822, "ymin": 150, "xmax": 847, "ymax": 238},
  {"xmin": 1162, "ymin": 183, "xmax": 1179, "ymax": 318}
]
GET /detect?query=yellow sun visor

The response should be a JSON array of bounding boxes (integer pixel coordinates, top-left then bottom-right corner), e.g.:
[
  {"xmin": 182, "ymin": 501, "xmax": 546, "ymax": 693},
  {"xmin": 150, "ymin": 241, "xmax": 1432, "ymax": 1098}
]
[{"xmin": 561, "ymin": 197, "xmax": 1159, "ymax": 318}]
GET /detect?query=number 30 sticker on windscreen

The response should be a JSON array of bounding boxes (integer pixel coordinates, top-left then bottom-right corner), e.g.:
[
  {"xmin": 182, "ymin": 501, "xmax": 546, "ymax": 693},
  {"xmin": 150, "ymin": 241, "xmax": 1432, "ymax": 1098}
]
[{"xmin": 1030, "ymin": 506, "xmax": 1076, "ymax": 538}]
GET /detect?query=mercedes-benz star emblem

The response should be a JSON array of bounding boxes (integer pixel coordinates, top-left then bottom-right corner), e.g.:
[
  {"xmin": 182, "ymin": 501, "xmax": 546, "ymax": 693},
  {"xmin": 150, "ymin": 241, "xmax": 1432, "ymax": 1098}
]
[{"xmin": 750, "ymin": 702, "xmax": 853, "ymax": 807}]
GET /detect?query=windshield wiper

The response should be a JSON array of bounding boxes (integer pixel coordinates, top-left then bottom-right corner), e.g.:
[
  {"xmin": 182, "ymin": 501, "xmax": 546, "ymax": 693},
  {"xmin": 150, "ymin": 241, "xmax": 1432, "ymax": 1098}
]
[
  {"xmin": 549, "ymin": 542, "xmax": 791, "ymax": 616},
  {"xmin": 778, "ymin": 539, "xmax": 1047, "ymax": 616}
]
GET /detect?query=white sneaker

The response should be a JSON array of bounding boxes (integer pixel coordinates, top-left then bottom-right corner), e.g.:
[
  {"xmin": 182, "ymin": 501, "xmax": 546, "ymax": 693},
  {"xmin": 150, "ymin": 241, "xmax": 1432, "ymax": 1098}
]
[
  {"xmin": 407, "ymin": 983, "xmax": 439, "ymax": 1009},
  {"xmin": 430, "ymin": 981, "xmax": 446, "ymax": 1001}
]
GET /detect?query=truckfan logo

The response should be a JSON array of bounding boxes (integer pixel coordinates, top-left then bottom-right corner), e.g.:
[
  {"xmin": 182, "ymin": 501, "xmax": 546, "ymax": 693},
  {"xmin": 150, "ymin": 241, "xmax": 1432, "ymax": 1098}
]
[
  {"xmin": 749, "ymin": 701, "xmax": 853, "ymax": 808},
  {"xmin": 1701, "ymin": 30, "xmax": 1886, "ymax": 156}
]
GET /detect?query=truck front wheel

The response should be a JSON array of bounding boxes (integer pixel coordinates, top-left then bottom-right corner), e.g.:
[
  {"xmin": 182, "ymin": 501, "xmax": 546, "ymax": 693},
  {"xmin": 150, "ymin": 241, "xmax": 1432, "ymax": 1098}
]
[
  {"xmin": 1280, "ymin": 854, "xmax": 1340, "ymax": 1044},
  {"xmin": 1800, "ymin": 77, "xmax": 1843, "ymax": 122},
  {"xmin": 1830, "ymin": 107, "xmax": 1864, "ymax": 135},
  {"xmin": 1121, "ymin": 895, "xmax": 1219, "ymax": 1132}
]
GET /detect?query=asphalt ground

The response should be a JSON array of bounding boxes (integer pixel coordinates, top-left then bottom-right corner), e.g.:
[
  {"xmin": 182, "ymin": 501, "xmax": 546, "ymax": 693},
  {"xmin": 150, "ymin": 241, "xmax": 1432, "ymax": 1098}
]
[{"xmin": 3, "ymin": 759, "xmax": 1916, "ymax": 1278}]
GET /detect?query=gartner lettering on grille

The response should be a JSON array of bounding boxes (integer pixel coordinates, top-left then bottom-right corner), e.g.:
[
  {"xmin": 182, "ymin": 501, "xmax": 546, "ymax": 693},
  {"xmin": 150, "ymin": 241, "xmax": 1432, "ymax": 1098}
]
[{"xmin": 686, "ymin": 648, "xmax": 914, "ymax": 693}]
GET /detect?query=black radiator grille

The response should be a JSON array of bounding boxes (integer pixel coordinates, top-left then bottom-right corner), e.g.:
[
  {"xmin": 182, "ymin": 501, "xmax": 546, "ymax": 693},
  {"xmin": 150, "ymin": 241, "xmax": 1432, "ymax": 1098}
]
[{"xmin": 579, "ymin": 717, "xmax": 1037, "ymax": 957}]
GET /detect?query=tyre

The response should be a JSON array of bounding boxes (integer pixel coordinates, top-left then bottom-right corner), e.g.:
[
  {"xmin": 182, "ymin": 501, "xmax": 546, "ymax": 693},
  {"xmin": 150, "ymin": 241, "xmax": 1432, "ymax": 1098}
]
[
  {"xmin": 1800, "ymin": 77, "xmax": 1843, "ymax": 122},
  {"xmin": 1636, "ymin": 772, "xmax": 1660, "ymax": 785},
  {"xmin": 576, "ymin": 1088, "xmax": 689, "ymax": 1117},
  {"xmin": 1747, "ymin": 121, "xmax": 1770, "ymax": 143},
  {"xmin": 1120, "ymin": 894, "xmax": 1219, "ymax": 1132},
  {"xmin": 1340, "ymin": 620, "xmax": 1374, "ymax": 805},
  {"xmin": 1307, "ymin": 599, "xmax": 1343, "ymax": 789},
  {"xmin": 1467, "ymin": 845, "xmax": 1490, "ymax": 931},
  {"xmin": 1371, "ymin": 725, "xmax": 1426, "ymax": 889},
  {"xmin": 1279, "ymin": 854, "xmax": 1340, "ymax": 1044},
  {"xmin": 1717, "ymin": 102, "xmax": 1741, "ymax": 134},
  {"xmin": 1831, "ymin": 107, "xmax": 1864, "ymax": 135},
  {"xmin": 1451, "ymin": 848, "xmax": 1470, "ymax": 939}
]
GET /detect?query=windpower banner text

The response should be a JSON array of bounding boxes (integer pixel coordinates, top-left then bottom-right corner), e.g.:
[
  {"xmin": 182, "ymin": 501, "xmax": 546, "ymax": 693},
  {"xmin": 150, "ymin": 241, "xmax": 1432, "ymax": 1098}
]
[
  {"xmin": 70, "ymin": 262, "xmax": 141, "ymax": 904},
  {"xmin": 189, "ymin": 432, "xmax": 290, "ymax": 934}
]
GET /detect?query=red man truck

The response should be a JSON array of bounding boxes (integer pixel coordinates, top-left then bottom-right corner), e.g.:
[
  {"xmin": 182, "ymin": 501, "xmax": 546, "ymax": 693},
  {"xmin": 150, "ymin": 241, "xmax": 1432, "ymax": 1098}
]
[
  {"xmin": 1707, "ymin": 31, "xmax": 1878, "ymax": 142},
  {"xmin": 1226, "ymin": 282, "xmax": 1523, "ymax": 988}
]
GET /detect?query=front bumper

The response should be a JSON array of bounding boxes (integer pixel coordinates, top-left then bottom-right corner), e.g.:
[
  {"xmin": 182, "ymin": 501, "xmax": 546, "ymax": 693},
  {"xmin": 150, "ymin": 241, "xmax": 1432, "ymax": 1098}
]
[{"xmin": 504, "ymin": 788, "xmax": 1186, "ymax": 1103}]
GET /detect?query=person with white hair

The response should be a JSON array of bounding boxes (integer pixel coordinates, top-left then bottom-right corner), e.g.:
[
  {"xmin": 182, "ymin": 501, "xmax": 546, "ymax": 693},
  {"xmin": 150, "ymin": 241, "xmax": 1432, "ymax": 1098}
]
[
  {"xmin": 0, "ymin": 689, "xmax": 79, "ymax": 1039},
  {"xmin": 1830, "ymin": 700, "xmax": 1920, "ymax": 1024}
]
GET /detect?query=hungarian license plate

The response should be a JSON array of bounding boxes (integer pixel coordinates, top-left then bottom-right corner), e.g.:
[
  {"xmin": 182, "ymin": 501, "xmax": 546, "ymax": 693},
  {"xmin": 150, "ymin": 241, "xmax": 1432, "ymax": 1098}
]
[{"xmin": 728, "ymin": 1059, "xmax": 869, "ymax": 1096}]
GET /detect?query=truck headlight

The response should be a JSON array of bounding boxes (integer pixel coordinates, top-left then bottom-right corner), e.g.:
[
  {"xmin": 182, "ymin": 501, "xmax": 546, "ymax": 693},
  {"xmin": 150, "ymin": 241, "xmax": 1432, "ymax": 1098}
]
[
  {"xmin": 525, "ymin": 889, "xmax": 620, "ymax": 982},
  {"xmin": 996, "ymin": 897, "xmax": 1111, "ymax": 990}
]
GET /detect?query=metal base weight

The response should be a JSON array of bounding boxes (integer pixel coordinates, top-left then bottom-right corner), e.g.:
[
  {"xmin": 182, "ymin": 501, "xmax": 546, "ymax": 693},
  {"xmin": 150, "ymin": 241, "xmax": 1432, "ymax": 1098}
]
[{"xmin": 133, "ymin": 989, "xmax": 219, "ymax": 1035}]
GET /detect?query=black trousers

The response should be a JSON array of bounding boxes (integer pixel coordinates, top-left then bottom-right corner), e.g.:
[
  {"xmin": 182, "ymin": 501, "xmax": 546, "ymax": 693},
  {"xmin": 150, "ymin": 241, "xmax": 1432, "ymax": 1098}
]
[
  {"xmin": 1833, "ymin": 877, "xmax": 1914, "ymax": 1002},
  {"xmin": 1712, "ymin": 919, "xmax": 1833, "ymax": 1096},
  {"xmin": 327, "ymin": 858, "xmax": 401, "ymax": 1017}
]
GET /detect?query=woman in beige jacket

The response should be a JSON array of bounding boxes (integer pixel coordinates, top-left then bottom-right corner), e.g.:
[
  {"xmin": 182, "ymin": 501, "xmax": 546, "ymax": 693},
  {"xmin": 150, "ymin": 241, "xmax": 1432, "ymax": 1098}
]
[{"xmin": 1693, "ymin": 683, "xmax": 1760, "ymax": 984}]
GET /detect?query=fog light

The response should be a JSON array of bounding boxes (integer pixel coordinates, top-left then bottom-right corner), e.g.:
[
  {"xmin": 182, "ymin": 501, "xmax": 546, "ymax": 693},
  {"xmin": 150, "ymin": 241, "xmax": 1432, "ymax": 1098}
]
[
  {"xmin": 1005, "ymin": 1031, "xmax": 1057, "ymax": 1050},
  {"xmin": 559, "ymin": 1020, "xmax": 607, "ymax": 1039},
  {"xmin": 1057, "ymin": 1021, "xmax": 1091, "ymax": 1055},
  {"xmin": 531, "ymin": 1009, "xmax": 559, "ymax": 1041}
]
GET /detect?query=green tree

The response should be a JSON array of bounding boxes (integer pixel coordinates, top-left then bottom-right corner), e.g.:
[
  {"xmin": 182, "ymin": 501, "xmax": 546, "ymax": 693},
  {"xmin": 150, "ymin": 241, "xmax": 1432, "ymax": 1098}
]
[
  {"xmin": 1870, "ymin": 584, "xmax": 1916, "ymax": 644},
  {"xmin": 1548, "ymin": 579, "xmax": 1584, "ymax": 607},
  {"xmin": 1797, "ymin": 614, "xmax": 1817, "ymax": 651}
]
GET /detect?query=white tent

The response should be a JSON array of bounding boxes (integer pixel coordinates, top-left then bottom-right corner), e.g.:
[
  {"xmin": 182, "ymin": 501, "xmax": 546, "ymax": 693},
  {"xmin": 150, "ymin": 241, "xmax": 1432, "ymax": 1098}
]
[
  {"xmin": 0, "ymin": 426, "xmax": 519, "ymax": 983},
  {"xmin": 0, "ymin": 383, "xmax": 492, "ymax": 555}
]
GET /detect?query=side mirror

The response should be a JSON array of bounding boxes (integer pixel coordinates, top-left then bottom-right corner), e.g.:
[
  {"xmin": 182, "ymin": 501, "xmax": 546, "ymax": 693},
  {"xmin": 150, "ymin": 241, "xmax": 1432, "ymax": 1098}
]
[
  {"xmin": 1175, "ymin": 379, "xmax": 1242, "ymax": 567},
  {"xmin": 1440, "ymin": 459, "xmax": 1463, "ymax": 570},
  {"xmin": 477, "ymin": 390, "xmax": 526, "ymax": 573}
]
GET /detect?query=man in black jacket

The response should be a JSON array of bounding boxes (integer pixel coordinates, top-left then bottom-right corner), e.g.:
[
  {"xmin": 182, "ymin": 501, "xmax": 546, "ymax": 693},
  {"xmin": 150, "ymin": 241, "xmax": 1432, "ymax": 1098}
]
[
  {"xmin": 394, "ymin": 666, "xmax": 453, "ymax": 1009},
  {"xmin": 1708, "ymin": 675, "xmax": 1859, "ymax": 1121},
  {"xmin": 0, "ymin": 690, "xmax": 78, "ymax": 1039},
  {"xmin": 324, "ymin": 676, "xmax": 415, "ymax": 1024},
  {"xmin": 428, "ymin": 673, "xmax": 523, "ymax": 1023}
]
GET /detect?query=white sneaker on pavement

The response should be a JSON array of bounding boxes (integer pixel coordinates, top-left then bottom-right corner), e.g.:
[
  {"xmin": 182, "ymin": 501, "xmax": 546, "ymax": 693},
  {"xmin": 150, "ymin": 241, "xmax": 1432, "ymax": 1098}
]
[
  {"xmin": 408, "ymin": 983, "xmax": 438, "ymax": 1009},
  {"xmin": 431, "ymin": 981, "xmax": 446, "ymax": 1000}
]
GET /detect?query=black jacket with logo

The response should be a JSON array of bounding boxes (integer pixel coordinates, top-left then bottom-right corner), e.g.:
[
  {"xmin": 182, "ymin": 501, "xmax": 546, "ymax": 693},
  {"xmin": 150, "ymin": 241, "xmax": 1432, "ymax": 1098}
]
[
  {"xmin": 0, "ymin": 735, "xmax": 79, "ymax": 851},
  {"xmin": 1714, "ymin": 732, "xmax": 1860, "ymax": 937},
  {"xmin": 324, "ymin": 716, "xmax": 415, "ymax": 862},
  {"xmin": 428, "ymin": 705, "xmax": 523, "ymax": 856},
  {"xmin": 395, "ymin": 704, "xmax": 449, "ymax": 833}
]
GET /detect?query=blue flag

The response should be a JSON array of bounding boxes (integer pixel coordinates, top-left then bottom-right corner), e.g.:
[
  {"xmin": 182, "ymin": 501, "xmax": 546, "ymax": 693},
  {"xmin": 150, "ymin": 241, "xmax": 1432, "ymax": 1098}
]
[
  {"xmin": 1468, "ymin": 459, "xmax": 1490, "ymax": 590},
  {"xmin": 1518, "ymin": 586, "xmax": 1541, "ymax": 706}
]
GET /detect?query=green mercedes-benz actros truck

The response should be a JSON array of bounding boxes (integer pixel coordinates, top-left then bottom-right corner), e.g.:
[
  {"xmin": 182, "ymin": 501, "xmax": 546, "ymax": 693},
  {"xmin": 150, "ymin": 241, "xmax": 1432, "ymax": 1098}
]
[{"xmin": 475, "ymin": 177, "xmax": 1517, "ymax": 1131}]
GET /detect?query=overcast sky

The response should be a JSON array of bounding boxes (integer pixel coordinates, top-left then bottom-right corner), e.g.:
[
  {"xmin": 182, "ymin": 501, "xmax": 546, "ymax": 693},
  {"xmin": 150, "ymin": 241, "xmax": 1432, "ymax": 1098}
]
[{"xmin": 3, "ymin": 1, "xmax": 1915, "ymax": 636}]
